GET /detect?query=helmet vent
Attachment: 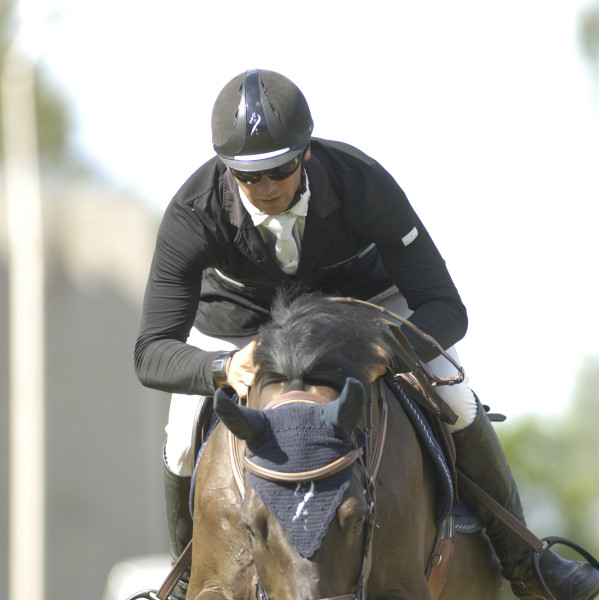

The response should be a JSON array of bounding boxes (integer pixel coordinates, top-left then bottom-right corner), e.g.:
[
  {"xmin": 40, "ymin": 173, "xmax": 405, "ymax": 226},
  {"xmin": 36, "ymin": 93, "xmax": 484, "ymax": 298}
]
[{"xmin": 212, "ymin": 69, "xmax": 313, "ymax": 171}]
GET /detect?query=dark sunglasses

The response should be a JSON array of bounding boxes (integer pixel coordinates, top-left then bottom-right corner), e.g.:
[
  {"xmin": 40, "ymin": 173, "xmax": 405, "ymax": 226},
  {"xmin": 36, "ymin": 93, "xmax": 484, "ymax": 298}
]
[{"xmin": 230, "ymin": 150, "xmax": 305, "ymax": 185}]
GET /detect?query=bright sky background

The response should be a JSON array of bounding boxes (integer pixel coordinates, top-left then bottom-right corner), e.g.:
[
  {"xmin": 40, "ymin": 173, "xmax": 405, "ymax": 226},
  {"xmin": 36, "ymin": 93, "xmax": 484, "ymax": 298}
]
[{"xmin": 27, "ymin": 0, "xmax": 599, "ymax": 420}]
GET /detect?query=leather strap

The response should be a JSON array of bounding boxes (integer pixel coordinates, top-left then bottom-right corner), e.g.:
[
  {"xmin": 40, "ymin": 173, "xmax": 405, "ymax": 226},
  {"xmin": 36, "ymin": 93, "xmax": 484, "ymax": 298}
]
[
  {"xmin": 243, "ymin": 447, "xmax": 363, "ymax": 483},
  {"xmin": 262, "ymin": 390, "xmax": 332, "ymax": 408},
  {"xmin": 366, "ymin": 379, "xmax": 388, "ymax": 482},
  {"xmin": 156, "ymin": 540, "xmax": 193, "ymax": 600},
  {"xmin": 457, "ymin": 470, "xmax": 544, "ymax": 553},
  {"xmin": 427, "ymin": 537, "xmax": 456, "ymax": 600}
]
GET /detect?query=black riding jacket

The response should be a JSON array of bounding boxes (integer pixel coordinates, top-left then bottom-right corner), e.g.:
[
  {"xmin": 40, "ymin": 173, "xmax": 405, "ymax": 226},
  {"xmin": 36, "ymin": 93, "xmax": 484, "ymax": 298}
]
[{"xmin": 134, "ymin": 138, "xmax": 467, "ymax": 396}]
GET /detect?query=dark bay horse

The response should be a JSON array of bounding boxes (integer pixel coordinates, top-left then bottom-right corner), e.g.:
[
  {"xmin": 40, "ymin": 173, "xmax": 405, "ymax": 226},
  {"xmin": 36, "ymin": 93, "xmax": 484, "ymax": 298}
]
[{"xmin": 188, "ymin": 293, "xmax": 515, "ymax": 600}]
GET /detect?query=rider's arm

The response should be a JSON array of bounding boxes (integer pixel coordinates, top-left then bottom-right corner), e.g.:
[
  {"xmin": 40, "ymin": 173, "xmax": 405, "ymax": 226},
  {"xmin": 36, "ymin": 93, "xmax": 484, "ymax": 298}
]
[
  {"xmin": 361, "ymin": 161, "xmax": 468, "ymax": 361},
  {"xmin": 134, "ymin": 197, "xmax": 223, "ymax": 396}
]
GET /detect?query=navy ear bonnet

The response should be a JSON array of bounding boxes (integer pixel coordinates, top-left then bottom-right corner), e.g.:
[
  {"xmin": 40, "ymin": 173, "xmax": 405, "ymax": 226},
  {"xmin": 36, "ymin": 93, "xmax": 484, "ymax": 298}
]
[{"xmin": 246, "ymin": 401, "xmax": 363, "ymax": 558}]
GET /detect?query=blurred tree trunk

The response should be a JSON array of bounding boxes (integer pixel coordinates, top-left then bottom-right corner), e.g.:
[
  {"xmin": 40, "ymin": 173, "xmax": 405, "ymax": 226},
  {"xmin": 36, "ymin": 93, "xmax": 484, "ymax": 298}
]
[{"xmin": 1, "ymin": 0, "xmax": 71, "ymax": 166}]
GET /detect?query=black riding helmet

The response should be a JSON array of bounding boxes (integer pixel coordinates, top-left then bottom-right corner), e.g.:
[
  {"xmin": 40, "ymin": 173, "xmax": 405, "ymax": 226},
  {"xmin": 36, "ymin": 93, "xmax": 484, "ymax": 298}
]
[{"xmin": 212, "ymin": 69, "xmax": 313, "ymax": 172}]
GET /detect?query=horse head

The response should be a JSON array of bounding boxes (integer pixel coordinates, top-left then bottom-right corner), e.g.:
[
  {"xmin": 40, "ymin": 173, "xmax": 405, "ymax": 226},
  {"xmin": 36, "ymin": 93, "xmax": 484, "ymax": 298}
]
[{"xmin": 214, "ymin": 378, "xmax": 375, "ymax": 600}]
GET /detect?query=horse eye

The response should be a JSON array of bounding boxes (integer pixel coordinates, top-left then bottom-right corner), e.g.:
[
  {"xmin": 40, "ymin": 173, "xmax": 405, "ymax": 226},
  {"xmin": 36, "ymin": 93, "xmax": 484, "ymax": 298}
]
[{"xmin": 352, "ymin": 517, "xmax": 366, "ymax": 534}]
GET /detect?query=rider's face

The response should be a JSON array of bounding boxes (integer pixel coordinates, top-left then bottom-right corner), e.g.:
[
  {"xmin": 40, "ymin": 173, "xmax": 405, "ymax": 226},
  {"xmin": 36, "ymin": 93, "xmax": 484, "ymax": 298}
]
[{"xmin": 232, "ymin": 147, "xmax": 311, "ymax": 215}]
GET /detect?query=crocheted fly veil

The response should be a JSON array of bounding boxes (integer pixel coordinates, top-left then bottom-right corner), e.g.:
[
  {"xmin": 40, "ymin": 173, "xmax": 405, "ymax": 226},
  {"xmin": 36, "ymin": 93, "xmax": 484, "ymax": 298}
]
[{"xmin": 246, "ymin": 401, "xmax": 360, "ymax": 558}]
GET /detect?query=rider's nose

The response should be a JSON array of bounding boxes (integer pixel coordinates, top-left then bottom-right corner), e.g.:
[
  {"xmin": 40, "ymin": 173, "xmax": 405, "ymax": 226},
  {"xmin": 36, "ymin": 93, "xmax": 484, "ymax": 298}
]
[{"xmin": 258, "ymin": 175, "xmax": 283, "ymax": 192}]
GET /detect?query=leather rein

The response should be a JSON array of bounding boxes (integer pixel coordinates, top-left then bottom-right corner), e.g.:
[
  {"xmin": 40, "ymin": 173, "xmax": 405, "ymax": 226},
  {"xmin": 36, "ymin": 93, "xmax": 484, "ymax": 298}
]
[{"xmin": 228, "ymin": 386, "xmax": 389, "ymax": 600}]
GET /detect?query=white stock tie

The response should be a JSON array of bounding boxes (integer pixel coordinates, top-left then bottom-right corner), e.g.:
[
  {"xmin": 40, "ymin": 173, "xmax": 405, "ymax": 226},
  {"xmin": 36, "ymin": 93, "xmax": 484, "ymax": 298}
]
[{"xmin": 263, "ymin": 214, "xmax": 299, "ymax": 275}]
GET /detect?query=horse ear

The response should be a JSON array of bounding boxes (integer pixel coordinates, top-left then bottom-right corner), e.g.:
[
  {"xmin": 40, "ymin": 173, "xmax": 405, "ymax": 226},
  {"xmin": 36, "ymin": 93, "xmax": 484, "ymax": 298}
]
[
  {"xmin": 213, "ymin": 388, "xmax": 267, "ymax": 443},
  {"xmin": 321, "ymin": 377, "xmax": 366, "ymax": 438}
]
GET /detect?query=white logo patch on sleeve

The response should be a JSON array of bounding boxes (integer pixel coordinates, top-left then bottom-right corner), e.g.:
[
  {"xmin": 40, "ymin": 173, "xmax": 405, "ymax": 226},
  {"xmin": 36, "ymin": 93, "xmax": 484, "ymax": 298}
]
[{"xmin": 402, "ymin": 227, "xmax": 418, "ymax": 247}]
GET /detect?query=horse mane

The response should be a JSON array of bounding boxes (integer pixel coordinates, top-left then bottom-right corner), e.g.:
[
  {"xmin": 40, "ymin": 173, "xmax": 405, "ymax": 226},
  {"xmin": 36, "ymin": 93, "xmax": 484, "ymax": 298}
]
[{"xmin": 254, "ymin": 291, "xmax": 386, "ymax": 390}]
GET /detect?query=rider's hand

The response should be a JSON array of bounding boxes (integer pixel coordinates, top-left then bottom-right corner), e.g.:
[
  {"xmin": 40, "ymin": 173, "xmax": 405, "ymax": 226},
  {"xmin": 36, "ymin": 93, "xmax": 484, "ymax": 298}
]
[
  {"xmin": 226, "ymin": 341, "xmax": 257, "ymax": 399},
  {"xmin": 367, "ymin": 344, "xmax": 390, "ymax": 382}
]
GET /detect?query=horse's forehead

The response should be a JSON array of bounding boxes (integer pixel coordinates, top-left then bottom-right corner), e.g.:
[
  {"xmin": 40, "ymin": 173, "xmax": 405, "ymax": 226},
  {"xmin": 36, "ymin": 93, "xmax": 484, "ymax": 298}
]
[{"xmin": 249, "ymin": 381, "xmax": 339, "ymax": 408}]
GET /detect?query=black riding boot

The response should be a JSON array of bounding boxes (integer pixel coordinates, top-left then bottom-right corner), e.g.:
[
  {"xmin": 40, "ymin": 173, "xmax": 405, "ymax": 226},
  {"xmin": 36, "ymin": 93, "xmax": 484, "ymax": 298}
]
[
  {"xmin": 453, "ymin": 401, "xmax": 599, "ymax": 600},
  {"xmin": 164, "ymin": 452, "xmax": 193, "ymax": 600}
]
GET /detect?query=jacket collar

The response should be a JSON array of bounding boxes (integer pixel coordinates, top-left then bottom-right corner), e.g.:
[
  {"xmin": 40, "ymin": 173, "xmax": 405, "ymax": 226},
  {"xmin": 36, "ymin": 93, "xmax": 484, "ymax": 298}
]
[
  {"xmin": 294, "ymin": 156, "xmax": 339, "ymax": 276},
  {"xmin": 222, "ymin": 169, "xmax": 250, "ymax": 229}
]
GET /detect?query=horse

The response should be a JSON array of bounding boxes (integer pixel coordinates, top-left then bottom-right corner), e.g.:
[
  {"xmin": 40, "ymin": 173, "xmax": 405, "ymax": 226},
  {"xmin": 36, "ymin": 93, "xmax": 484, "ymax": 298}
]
[{"xmin": 187, "ymin": 292, "xmax": 516, "ymax": 600}]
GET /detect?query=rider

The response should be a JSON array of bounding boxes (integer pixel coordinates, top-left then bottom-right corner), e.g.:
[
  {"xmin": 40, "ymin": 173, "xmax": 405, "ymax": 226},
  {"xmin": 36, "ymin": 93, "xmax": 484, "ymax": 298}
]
[{"xmin": 135, "ymin": 69, "xmax": 599, "ymax": 600}]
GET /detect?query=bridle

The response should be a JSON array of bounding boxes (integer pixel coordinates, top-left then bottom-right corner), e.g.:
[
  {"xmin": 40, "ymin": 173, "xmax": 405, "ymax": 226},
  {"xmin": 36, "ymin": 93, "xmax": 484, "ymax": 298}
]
[{"xmin": 229, "ymin": 385, "xmax": 389, "ymax": 600}]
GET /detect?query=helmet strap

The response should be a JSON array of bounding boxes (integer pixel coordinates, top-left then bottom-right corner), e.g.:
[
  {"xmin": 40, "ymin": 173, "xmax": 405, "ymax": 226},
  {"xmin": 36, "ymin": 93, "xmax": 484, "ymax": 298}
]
[{"xmin": 283, "ymin": 168, "xmax": 307, "ymax": 213}]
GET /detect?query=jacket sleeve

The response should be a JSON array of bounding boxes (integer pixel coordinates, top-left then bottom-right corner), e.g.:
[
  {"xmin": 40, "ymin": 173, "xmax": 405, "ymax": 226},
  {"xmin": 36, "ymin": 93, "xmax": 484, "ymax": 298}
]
[
  {"xmin": 133, "ymin": 200, "xmax": 223, "ymax": 396},
  {"xmin": 362, "ymin": 162, "xmax": 468, "ymax": 361}
]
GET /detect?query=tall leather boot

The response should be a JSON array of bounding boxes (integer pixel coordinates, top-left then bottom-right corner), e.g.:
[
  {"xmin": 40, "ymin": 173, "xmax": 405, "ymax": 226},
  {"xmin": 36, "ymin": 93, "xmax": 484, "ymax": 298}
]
[
  {"xmin": 453, "ymin": 401, "xmax": 599, "ymax": 600},
  {"xmin": 164, "ymin": 452, "xmax": 193, "ymax": 600}
]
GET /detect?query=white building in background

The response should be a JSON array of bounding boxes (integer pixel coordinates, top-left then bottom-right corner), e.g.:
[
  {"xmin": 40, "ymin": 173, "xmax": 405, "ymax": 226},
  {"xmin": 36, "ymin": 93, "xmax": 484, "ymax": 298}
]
[{"xmin": 0, "ymin": 178, "xmax": 171, "ymax": 600}]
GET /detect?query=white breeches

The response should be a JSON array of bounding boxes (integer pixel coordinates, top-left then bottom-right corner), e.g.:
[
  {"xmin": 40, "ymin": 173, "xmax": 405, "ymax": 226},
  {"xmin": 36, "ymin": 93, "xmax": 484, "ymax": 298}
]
[{"xmin": 164, "ymin": 290, "xmax": 477, "ymax": 476}]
